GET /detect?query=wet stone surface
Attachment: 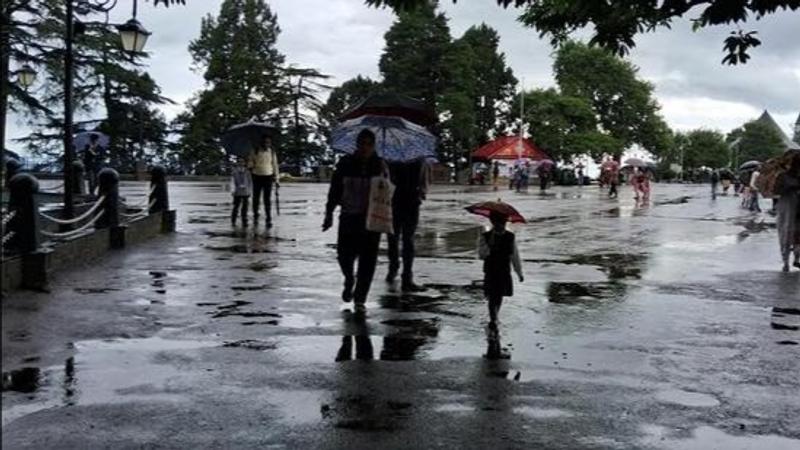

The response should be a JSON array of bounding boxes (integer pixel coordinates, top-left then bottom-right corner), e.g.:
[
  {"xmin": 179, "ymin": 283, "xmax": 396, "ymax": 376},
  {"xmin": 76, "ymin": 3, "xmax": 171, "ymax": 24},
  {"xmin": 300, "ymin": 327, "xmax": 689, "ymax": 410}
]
[{"xmin": 2, "ymin": 182, "xmax": 799, "ymax": 449}]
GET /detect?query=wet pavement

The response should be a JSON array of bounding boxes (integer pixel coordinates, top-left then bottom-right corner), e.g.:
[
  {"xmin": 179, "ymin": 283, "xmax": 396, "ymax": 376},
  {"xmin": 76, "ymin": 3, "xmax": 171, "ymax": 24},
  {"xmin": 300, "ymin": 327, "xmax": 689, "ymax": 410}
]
[{"xmin": 2, "ymin": 182, "xmax": 799, "ymax": 449}]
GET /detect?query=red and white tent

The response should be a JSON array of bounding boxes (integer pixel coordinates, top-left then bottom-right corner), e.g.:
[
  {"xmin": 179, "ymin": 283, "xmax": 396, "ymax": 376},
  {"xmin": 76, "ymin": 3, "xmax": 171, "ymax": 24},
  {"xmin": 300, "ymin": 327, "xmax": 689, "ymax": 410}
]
[{"xmin": 471, "ymin": 136, "xmax": 549, "ymax": 161}]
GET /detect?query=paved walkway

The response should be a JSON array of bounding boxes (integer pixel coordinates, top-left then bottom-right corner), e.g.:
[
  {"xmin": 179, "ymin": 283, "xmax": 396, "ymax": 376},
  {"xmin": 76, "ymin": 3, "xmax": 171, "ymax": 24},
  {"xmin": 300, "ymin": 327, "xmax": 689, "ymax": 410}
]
[{"xmin": 2, "ymin": 182, "xmax": 799, "ymax": 449}]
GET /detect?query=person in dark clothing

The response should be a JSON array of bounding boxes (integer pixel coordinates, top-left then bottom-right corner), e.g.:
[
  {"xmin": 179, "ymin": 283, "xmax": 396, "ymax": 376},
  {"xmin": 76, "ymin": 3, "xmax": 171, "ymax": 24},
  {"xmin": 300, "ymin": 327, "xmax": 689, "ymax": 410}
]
[
  {"xmin": 386, "ymin": 160, "xmax": 428, "ymax": 291},
  {"xmin": 711, "ymin": 170, "xmax": 720, "ymax": 199},
  {"xmin": 83, "ymin": 133, "xmax": 104, "ymax": 193},
  {"xmin": 478, "ymin": 211, "xmax": 523, "ymax": 337},
  {"xmin": 323, "ymin": 130, "xmax": 384, "ymax": 315}
]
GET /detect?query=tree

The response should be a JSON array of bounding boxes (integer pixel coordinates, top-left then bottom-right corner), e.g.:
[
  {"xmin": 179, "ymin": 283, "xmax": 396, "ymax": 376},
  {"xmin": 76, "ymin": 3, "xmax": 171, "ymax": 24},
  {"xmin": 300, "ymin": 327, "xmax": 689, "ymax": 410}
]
[
  {"xmin": 365, "ymin": 0, "xmax": 800, "ymax": 64},
  {"xmin": 379, "ymin": 2, "xmax": 452, "ymax": 111},
  {"xmin": 512, "ymin": 88, "xmax": 611, "ymax": 161},
  {"xmin": 178, "ymin": 0, "xmax": 287, "ymax": 173},
  {"xmin": 283, "ymin": 66, "xmax": 331, "ymax": 166},
  {"xmin": 729, "ymin": 120, "xmax": 785, "ymax": 164},
  {"xmin": 7, "ymin": 1, "xmax": 171, "ymax": 170},
  {"xmin": 455, "ymin": 24, "xmax": 517, "ymax": 147},
  {"xmin": 554, "ymin": 41, "xmax": 671, "ymax": 158},
  {"xmin": 675, "ymin": 129, "xmax": 730, "ymax": 170}
]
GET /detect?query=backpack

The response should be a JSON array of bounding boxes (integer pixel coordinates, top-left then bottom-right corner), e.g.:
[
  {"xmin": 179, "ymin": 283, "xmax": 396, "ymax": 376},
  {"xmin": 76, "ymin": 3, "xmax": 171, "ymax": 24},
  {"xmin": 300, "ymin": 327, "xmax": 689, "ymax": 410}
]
[{"xmin": 754, "ymin": 158, "xmax": 785, "ymax": 198}]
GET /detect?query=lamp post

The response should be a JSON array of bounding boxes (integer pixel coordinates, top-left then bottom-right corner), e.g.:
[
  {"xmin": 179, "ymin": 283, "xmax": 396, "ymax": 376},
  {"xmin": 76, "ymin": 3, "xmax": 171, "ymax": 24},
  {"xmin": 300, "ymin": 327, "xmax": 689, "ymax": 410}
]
[{"xmin": 61, "ymin": 0, "xmax": 150, "ymax": 217}]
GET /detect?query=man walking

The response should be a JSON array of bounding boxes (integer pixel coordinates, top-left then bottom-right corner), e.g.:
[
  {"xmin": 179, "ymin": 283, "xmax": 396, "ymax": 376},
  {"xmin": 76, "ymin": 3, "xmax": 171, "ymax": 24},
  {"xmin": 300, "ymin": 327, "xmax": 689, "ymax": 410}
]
[{"xmin": 386, "ymin": 159, "xmax": 429, "ymax": 292}]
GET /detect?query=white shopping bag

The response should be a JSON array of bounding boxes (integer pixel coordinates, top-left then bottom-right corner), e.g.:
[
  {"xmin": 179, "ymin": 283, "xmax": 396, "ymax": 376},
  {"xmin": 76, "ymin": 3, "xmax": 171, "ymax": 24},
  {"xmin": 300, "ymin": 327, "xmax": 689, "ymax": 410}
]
[{"xmin": 366, "ymin": 169, "xmax": 395, "ymax": 234}]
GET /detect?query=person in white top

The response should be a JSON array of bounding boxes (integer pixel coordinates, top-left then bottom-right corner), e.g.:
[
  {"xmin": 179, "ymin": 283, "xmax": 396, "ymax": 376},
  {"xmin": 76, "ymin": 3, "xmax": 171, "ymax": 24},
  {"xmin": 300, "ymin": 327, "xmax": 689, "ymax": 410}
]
[
  {"xmin": 748, "ymin": 169, "xmax": 761, "ymax": 212},
  {"xmin": 247, "ymin": 135, "xmax": 280, "ymax": 229}
]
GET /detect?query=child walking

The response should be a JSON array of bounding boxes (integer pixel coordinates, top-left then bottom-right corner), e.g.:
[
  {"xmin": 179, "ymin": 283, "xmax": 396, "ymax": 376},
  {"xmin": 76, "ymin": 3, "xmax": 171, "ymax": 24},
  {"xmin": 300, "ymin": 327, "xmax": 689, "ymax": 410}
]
[
  {"xmin": 231, "ymin": 157, "xmax": 252, "ymax": 227},
  {"xmin": 478, "ymin": 211, "xmax": 524, "ymax": 335}
]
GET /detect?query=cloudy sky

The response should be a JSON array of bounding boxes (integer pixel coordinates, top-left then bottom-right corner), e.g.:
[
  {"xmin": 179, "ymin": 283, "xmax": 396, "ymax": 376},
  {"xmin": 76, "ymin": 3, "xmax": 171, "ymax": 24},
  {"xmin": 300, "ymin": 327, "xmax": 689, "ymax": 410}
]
[{"xmin": 7, "ymin": 0, "xmax": 800, "ymax": 146}]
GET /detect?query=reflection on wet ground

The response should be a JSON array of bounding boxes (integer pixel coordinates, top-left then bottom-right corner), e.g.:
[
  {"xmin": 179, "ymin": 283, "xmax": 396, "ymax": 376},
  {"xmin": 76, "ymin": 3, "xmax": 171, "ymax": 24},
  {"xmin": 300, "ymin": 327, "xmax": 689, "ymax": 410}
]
[{"xmin": 3, "ymin": 183, "xmax": 800, "ymax": 448}]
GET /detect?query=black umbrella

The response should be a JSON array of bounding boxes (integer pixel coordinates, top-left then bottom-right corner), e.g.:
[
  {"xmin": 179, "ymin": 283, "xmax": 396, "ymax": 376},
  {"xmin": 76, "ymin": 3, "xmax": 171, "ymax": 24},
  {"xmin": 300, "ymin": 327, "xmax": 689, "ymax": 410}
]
[
  {"xmin": 739, "ymin": 160, "xmax": 761, "ymax": 171},
  {"xmin": 339, "ymin": 92, "xmax": 435, "ymax": 127},
  {"xmin": 221, "ymin": 120, "xmax": 278, "ymax": 158}
]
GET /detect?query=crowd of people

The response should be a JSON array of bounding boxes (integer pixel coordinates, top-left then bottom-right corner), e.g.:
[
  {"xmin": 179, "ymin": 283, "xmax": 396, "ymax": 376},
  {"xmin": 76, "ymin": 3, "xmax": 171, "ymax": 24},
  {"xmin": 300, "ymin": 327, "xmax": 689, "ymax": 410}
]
[{"xmin": 227, "ymin": 139, "xmax": 799, "ymax": 338}]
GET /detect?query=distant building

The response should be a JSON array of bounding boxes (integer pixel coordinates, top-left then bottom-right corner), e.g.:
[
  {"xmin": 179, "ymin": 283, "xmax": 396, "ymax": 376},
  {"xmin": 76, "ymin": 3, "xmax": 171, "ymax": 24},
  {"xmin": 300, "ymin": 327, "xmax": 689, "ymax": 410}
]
[{"xmin": 756, "ymin": 110, "xmax": 800, "ymax": 151}]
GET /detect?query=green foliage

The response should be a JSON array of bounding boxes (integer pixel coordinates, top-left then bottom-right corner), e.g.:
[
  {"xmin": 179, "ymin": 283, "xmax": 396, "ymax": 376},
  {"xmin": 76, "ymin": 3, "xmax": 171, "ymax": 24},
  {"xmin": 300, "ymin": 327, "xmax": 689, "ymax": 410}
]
[
  {"xmin": 7, "ymin": 0, "xmax": 170, "ymax": 169},
  {"xmin": 379, "ymin": 2, "xmax": 452, "ymax": 110},
  {"xmin": 554, "ymin": 41, "xmax": 670, "ymax": 158},
  {"xmin": 283, "ymin": 66, "xmax": 332, "ymax": 166},
  {"xmin": 675, "ymin": 129, "xmax": 730, "ymax": 170},
  {"xmin": 365, "ymin": 0, "xmax": 800, "ymax": 64},
  {"xmin": 379, "ymin": 6, "xmax": 517, "ymax": 168},
  {"xmin": 730, "ymin": 120, "xmax": 786, "ymax": 163},
  {"xmin": 178, "ymin": 0, "xmax": 288, "ymax": 174},
  {"xmin": 513, "ymin": 88, "xmax": 623, "ymax": 162}
]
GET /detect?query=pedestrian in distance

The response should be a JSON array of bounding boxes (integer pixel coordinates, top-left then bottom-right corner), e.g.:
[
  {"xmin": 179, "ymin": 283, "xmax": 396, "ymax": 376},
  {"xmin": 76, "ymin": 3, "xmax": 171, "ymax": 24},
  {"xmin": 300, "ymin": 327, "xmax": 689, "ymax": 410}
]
[
  {"xmin": 386, "ymin": 159, "xmax": 429, "ymax": 292},
  {"xmin": 711, "ymin": 169, "xmax": 720, "ymax": 200},
  {"xmin": 247, "ymin": 135, "xmax": 280, "ymax": 229},
  {"xmin": 748, "ymin": 169, "xmax": 762, "ymax": 212},
  {"xmin": 83, "ymin": 133, "xmax": 104, "ymax": 194},
  {"xmin": 323, "ymin": 129, "xmax": 385, "ymax": 316},
  {"xmin": 492, "ymin": 161, "xmax": 500, "ymax": 191},
  {"xmin": 775, "ymin": 153, "xmax": 800, "ymax": 271},
  {"xmin": 478, "ymin": 211, "xmax": 524, "ymax": 338},
  {"xmin": 230, "ymin": 157, "xmax": 252, "ymax": 228}
]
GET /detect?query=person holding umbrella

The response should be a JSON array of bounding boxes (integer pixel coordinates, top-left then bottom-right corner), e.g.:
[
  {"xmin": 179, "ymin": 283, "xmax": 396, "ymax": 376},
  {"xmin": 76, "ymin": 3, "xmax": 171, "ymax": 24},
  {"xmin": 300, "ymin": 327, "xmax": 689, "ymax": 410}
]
[
  {"xmin": 466, "ymin": 201, "xmax": 524, "ymax": 337},
  {"xmin": 82, "ymin": 133, "xmax": 106, "ymax": 193},
  {"xmin": 323, "ymin": 129, "xmax": 385, "ymax": 314},
  {"xmin": 247, "ymin": 135, "xmax": 280, "ymax": 229},
  {"xmin": 386, "ymin": 159, "xmax": 428, "ymax": 291}
]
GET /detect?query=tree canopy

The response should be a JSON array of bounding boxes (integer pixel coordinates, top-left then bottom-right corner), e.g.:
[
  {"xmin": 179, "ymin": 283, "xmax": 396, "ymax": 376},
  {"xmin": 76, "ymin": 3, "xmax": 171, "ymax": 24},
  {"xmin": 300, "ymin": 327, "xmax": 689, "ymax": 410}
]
[
  {"xmin": 676, "ymin": 129, "xmax": 730, "ymax": 170},
  {"xmin": 729, "ymin": 120, "xmax": 786, "ymax": 164},
  {"xmin": 366, "ymin": 0, "xmax": 799, "ymax": 64},
  {"xmin": 553, "ymin": 41, "xmax": 671, "ymax": 159},
  {"xmin": 177, "ymin": 0, "xmax": 288, "ymax": 174}
]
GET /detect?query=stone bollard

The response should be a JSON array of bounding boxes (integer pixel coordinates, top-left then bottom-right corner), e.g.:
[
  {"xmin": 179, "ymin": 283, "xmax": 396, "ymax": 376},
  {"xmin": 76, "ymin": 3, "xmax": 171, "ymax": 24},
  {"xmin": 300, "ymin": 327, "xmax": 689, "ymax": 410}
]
[
  {"xmin": 149, "ymin": 165, "xmax": 176, "ymax": 233},
  {"xmin": 149, "ymin": 165, "xmax": 169, "ymax": 213},
  {"xmin": 95, "ymin": 168, "xmax": 120, "ymax": 230},
  {"xmin": 7, "ymin": 173, "xmax": 41, "ymax": 253},
  {"xmin": 71, "ymin": 160, "xmax": 87, "ymax": 195}
]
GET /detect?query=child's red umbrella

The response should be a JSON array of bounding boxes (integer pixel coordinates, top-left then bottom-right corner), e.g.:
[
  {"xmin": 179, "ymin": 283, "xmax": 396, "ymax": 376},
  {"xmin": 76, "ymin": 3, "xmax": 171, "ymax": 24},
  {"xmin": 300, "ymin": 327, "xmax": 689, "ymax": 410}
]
[{"xmin": 465, "ymin": 200, "xmax": 526, "ymax": 223}]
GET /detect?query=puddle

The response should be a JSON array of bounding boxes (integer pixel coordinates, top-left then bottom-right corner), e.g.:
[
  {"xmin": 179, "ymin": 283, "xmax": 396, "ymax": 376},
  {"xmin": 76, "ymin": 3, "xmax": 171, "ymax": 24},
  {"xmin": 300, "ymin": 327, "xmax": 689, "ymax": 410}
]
[
  {"xmin": 222, "ymin": 339, "xmax": 277, "ymax": 351},
  {"xmin": 654, "ymin": 389, "xmax": 720, "ymax": 408},
  {"xmin": 2, "ymin": 367, "xmax": 42, "ymax": 393},
  {"xmin": 559, "ymin": 253, "xmax": 647, "ymax": 280},
  {"xmin": 546, "ymin": 282, "xmax": 626, "ymax": 304},
  {"xmin": 74, "ymin": 287, "xmax": 121, "ymax": 294},
  {"xmin": 513, "ymin": 406, "xmax": 574, "ymax": 419},
  {"xmin": 653, "ymin": 196, "xmax": 691, "ymax": 206},
  {"xmin": 435, "ymin": 403, "xmax": 474, "ymax": 413},
  {"xmin": 642, "ymin": 425, "xmax": 800, "ymax": 450},
  {"xmin": 204, "ymin": 244, "xmax": 274, "ymax": 254},
  {"xmin": 2, "ymin": 337, "xmax": 216, "ymax": 425}
]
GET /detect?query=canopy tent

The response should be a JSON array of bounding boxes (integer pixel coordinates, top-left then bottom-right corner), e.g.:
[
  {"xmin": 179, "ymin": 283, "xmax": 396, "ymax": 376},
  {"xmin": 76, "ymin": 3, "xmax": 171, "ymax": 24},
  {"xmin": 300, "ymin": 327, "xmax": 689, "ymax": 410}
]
[{"xmin": 471, "ymin": 136, "xmax": 550, "ymax": 161}]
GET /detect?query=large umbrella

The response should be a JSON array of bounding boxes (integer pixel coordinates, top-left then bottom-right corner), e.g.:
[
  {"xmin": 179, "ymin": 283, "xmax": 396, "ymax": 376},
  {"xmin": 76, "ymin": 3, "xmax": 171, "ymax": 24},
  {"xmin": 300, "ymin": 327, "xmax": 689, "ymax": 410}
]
[
  {"xmin": 221, "ymin": 119, "xmax": 278, "ymax": 158},
  {"xmin": 624, "ymin": 158, "xmax": 647, "ymax": 168},
  {"xmin": 331, "ymin": 115, "xmax": 436, "ymax": 163},
  {"xmin": 465, "ymin": 200, "xmax": 526, "ymax": 224},
  {"xmin": 74, "ymin": 131, "xmax": 109, "ymax": 151},
  {"xmin": 739, "ymin": 160, "xmax": 761, "ymax": 171},
  {"xmin": 339, "ymin": 92, "xmax": 435, "ymax": 127}
]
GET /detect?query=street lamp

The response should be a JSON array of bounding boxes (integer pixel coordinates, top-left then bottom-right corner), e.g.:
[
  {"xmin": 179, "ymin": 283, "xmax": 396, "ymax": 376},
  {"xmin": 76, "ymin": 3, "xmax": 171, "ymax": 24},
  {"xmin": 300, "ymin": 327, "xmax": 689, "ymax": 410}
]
[
  {"xmin": 117, "ymin": 18, "xmax": 151, "ymax": 53},
  {"xmin": 61, "ymin": 0, "xmax": 152, "ymax": 219},
  {"xmin": 16, "ymin": 64, "xmax": 37, "ymax": 89}
]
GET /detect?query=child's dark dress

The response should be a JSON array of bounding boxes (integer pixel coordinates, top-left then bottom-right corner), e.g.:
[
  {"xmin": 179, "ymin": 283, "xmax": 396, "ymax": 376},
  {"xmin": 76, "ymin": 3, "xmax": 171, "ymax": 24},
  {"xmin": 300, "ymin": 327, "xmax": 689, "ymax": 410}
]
[{"xmin": 482, "ymin": 230, "xmax": 515, "ymax": 298}]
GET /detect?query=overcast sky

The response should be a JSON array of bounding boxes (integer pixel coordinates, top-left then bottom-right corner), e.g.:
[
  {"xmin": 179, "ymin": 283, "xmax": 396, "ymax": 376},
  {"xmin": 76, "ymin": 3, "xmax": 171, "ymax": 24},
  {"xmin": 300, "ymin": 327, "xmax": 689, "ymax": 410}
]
[{"xmin": 6, "ymin": 0, "xmax": 800, "ymax": 148}]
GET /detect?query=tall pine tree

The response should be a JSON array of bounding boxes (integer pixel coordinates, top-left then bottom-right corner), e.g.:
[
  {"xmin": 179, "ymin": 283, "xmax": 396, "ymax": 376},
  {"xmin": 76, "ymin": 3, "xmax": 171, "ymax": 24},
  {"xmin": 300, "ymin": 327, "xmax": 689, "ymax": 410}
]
[
  {"xmin": 379, "ymin": 2, "xmax": 451, "ymax": 112},
  {"xmin": 178, "ymin": 0, "xmax": 287, "ymax": 174}
]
